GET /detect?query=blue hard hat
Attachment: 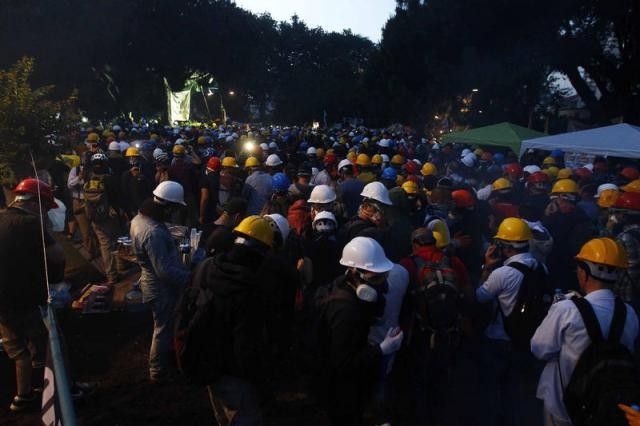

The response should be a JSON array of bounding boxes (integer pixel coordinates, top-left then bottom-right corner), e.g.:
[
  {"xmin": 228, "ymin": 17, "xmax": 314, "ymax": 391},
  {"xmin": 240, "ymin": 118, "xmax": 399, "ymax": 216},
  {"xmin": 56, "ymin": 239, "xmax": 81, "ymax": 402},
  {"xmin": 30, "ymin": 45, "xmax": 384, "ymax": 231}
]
[
  {"xmin": 381, "ymin": 167, "xmax": 398, "ymax": 181},
  {"xmin": 142, "ymin": 140, "xmax": 157, "ymax": 151},
  {"xmin": 551, "ymin": 149, "xmax": 564, "ymax": 158},
  {"xmin": 272, "ymin": 172, "xmax": 291, "ymax": 192},
  {"xmin": 493, "ymin": 152, "xmax": 505, "ymax": 163},
  {"xmin": 299, "ymin": 141, "xmax": 309, "ymax": 151}
]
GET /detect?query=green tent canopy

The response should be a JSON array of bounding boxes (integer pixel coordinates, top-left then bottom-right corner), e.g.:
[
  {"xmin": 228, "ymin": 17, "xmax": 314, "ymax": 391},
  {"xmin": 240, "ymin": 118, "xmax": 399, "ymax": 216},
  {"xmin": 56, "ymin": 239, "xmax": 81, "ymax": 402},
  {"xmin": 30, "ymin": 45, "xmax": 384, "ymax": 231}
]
[{"xmin": 441, "ymin": 122, "xmax": 546, "ymax": 153}]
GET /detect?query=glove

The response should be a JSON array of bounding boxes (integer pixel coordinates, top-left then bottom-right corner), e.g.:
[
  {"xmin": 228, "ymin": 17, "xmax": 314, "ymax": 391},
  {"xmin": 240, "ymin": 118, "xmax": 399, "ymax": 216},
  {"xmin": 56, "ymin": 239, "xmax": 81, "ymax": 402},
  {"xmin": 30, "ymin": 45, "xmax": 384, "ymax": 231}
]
[{"xmin": 379, "ymin": 327, "xmax": 404, "ymax": 355}]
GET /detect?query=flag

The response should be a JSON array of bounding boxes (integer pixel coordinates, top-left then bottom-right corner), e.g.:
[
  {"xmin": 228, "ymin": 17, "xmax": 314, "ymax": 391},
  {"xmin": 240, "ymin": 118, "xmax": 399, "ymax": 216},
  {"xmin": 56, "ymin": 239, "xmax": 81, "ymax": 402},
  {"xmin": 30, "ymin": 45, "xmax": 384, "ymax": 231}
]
[{"xmin": 41, "ymin": 342, "xmax": 61, "ymax": 426}]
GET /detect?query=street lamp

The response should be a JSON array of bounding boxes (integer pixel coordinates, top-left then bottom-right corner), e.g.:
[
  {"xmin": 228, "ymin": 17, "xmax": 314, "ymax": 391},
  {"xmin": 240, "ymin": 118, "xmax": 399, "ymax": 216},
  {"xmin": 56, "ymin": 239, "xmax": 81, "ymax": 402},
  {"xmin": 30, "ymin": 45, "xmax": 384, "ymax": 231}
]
[
  {"xmin": 472, "ymin": 88, "xmax": 479, "ymax": 92},
  {"xmin": 228, "ymin": 90, "xmax": 235, "ymax": 96}
]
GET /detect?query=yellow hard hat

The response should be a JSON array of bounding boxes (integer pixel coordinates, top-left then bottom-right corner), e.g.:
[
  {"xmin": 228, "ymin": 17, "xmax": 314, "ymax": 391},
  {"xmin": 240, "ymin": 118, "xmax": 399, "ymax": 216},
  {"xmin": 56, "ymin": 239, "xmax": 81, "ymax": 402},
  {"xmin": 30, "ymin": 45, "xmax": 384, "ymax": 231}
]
[
  {"xmin": 402, "ymin": 181, "xmax": 418, "ymax": 195},
  {"xmin": 473, "ymin": 148, "xmax": 484, "ymax": 157},
  {"xmin": 396, "ymin": 174, "xmax": 405, "ymax": 186},
  {"xmin": 430, "ymin": 219, "xmax": 451, "ymax": 249},
  {"xmin": 494, "ymin": 217, "xmax": 532, "ymax": 242},
  {"xmin": 356, "ymin": 153, "xmax": 371, "ymax": 167},
  {"xmin": 172, "ymin": 144, "xmax": 186, "ymax": 156},
  {"xmin": 124, "ymin": 147, "xmax": 140, "ymax": 157},
  {"xmin": 316, "ymin": 148, "xmax": 325, "ymax": 159},
  {"xmin": 622, "ymin": 179, "xmax": 640, "ymax": 193},
  {"xmin": 245, "ymin": 156, "xmax": 260, "ymax": 168},
  {"xmin": 391, "ymin": 154, "xmax": 405, "ymax": 166},
  {"xmin": 233, "ymin": 215, "xmax": 274, "ymax": 247},
  {"xmin": 543, "ymin": 166, "xmax": 560, "ymax": 178},
  {"xmin": 222, "ymin": 156, "xmax": 238, "ymax": 168},
  {"xmin": 557, "ymin": 168, "xmax": 573, "ymax": 180},
  {"xmin": 542, "ymin": 156, "xmax": 556, "ymax": 166},
  {"xmin": 421, "ymin": 162, "xmax": 437, "ymax": 177},
  {"xmin": 550, "ymin": 178, "xmax": 579, "ymax": 195},
  {"xmin": 371, "ymin": 154, "xmax": 383, "ymax": 165},
  {"xmin": 347, "ymin": 152, "xmax": 357, "ymax": 161},
  {"xmin": 86, "ymin": 132, "xmax": 99, "ymax": 142},
  {"xmin": 197, "ymin": 136, "xmax": 207, "ymax": 145},
  {"xmin": 575, "ymin": 237, "xmax": 628, "ymax": 269},
  {"xmin": 597, "ymin": 189, "xmax": 620, "ymax": 208},
  {"xmin": 492, "ymin": 177, "xmax": 512, "ymax": 192},
  {"xmin": 149, "ymin": 133, "xmax": 159, "ymax": 141}
]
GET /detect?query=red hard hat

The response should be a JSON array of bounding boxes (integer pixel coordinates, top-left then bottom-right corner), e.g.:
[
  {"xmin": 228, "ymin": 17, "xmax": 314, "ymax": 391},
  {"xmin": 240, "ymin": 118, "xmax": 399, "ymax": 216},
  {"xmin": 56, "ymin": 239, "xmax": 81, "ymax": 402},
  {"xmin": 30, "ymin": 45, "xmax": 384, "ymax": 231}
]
[
  {"xmin": 406, "ymin": 174, "xmax": 419, "ymax": 184},
  {"xmin": 206, "ymin": 156, "xmax": 221, "ymax": 171},
  {"xmin": 620, "ymin": 167, "xmax": 640, "ymax": 181},
  {"xmin": 451, "ymin": 189, "xmax": 476, "ymax": 209},
  {"xmin": 527, "ymin": 171, "xmax": 549, "ymax": 184},
  {"xmin": 504, "ymin": 163, "xmax": 523, "ymax": 177},
  {"xmin": 481, "ymin": 152, "xmax": 493, "ymax": 161},
  {"xmin": 404, "ymin": 160, "xmax": 419, "ymax": 175},
  {"xmin": 612, "ymin": 191, "xmax": 640, "ymax": 211},
  {"xmin": 574, "ymin": 167, "xmax": 592, "ymax": 180},
  {"xmin": 14, "ymin": 178, "xmax": 58, "ymax": 210},
  {"xmin": 324, "ymin": 153, "xmax": 337, "ymax": 165}
]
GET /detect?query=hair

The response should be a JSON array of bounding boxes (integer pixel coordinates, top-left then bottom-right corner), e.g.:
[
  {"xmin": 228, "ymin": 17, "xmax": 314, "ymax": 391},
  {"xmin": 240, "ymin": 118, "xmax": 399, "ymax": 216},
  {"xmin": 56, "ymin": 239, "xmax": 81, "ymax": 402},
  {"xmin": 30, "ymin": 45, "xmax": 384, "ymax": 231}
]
[{"xmin": 518, "ymin": 204, "xmax": 542, "ymax": 222}]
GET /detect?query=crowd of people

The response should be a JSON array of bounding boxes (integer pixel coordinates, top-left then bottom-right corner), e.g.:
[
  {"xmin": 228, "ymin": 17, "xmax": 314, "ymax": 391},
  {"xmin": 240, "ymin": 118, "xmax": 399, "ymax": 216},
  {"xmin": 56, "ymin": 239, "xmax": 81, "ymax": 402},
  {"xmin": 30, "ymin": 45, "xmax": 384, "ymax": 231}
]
[{"xmin": 2, "ymin": 122, "xmax": 640, "ymax": 426}]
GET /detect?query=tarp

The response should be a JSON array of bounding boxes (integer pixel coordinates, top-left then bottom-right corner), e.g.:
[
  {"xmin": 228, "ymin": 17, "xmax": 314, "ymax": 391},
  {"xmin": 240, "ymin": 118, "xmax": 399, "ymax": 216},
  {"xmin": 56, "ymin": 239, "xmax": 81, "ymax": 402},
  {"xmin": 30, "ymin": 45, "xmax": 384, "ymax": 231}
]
[
  {"xmin": 519, "ymin": 123, "xmax": 640, "ymax": 159},
  {"xmin": 442, "ymin": 122, "xmax": 546, "ymax": 153},
  {"xmin": 164, "ymin": 77, "xmax": 191, "ymax": 124}
]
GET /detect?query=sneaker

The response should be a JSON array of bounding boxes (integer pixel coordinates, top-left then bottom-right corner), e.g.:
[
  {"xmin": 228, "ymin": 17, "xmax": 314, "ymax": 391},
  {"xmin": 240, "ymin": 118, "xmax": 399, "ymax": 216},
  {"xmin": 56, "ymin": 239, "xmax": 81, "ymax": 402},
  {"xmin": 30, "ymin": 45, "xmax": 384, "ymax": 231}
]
[{"xmin": 9, "ymin": 393, "xmax": 40, "ymax": 412}]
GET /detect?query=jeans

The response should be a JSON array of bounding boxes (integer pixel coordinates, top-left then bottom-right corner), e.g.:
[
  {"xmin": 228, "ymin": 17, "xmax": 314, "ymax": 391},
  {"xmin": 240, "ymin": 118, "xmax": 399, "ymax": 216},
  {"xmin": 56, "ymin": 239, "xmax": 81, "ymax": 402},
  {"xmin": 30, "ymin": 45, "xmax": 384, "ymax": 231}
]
[
  {"xmin": 479, "ymin": 337, "xmax": 542, "ymax": 426},
  {"xmin": 91, "ymin": 218, "xmax": 121, "ymax": 283},
  {"xmin": 148, "ymin": 288, "xmax": 179, "ymax": 380},
  {"xmin": 207, "ymin": 375, "xmax": 263, "ymax": 426}
]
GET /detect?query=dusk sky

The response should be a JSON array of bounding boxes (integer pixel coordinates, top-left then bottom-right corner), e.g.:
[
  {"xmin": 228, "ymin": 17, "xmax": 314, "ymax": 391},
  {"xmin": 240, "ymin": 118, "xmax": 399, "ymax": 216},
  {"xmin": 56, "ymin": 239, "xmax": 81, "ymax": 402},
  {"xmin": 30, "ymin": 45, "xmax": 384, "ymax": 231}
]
[{"xmin": 234, "ymin": 0, "xmax": 397, "ymax": 43}]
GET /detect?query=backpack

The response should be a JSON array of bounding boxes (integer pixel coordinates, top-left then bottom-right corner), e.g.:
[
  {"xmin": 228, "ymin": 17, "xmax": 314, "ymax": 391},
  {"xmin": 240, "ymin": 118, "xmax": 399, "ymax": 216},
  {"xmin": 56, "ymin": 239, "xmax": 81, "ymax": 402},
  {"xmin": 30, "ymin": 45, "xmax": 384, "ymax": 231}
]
[
  {"xmin": 83, "ymin": 175, "xmax": 112, "ymax": 222},
  {"xmin": 563, "ymin": 297, "xmax": 640, "ymax": 426},
  {"xmin": 174, "ymin": 257, "xmax": 222, "ymax": 386},
  {"xmin": 500, "ymin": 262, "xmax": 551, "ymax": 351},
  {"xmin": 411, "ymin": 255, "xmax": 462, "ymax": 348}
]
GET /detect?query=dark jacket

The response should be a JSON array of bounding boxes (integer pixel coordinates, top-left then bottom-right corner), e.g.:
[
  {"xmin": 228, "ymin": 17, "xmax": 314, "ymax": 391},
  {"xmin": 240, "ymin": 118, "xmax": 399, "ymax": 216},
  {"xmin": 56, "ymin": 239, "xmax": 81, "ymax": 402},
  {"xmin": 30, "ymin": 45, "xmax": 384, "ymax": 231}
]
[{"xmin": 201, "ymin": 245, "xmax": 270, "ymax": 394}]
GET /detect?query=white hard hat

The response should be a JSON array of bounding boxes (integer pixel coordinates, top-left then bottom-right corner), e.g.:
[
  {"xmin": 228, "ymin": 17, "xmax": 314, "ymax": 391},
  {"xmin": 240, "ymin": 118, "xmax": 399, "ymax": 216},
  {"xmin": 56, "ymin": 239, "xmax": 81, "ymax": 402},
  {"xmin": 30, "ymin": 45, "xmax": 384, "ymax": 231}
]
[
  {"xmin": 306, "ymin": 147, "xmax": 317, "ymax": 156},
  {"xmin": 461, "ymin": 153, "xmax": 477, "ymax": 168},
  {"xmin": 153, "ymin": 181, "xmax": 186, "ymax": 206},
  {"xmin": 308, "ymin": 185, "xmax": 337, "ymax": 204},
  {"xmin": 313, "ymin": 210, "xmax": 337, "ymax": 227},
  {"xmin": 584, "ymin": 163, "xmax": 594, "ymax": 171},
  {"xmin": 112, "ymin": 125, "xmax": 121, "ymax": 132},
  {"xmin": 412, "ymin": 159, "xmax": 422, "ymax": 166},
  {"xmin": 119, "ymin": 141, "xmax": 130, "ymax": 151},
  {"xmin": 339, "ymin": 236, "xmax": 393, "ymax": 273},
  {"xmin": 269, "ymin": 142, "xmax": 278, "ymax": 149},
  {"xmin": 108, "ymin": 141, "xmax": 120, "ymax": 151},
  {"xmin": 461, "ymin": 148, "xmax": 472, "ymax": 157},
  {"xmin": 361, "ymin": 181, "xmax": 392, "ymax": 206},
  {"xmin": 175, "ymin": 138, "xmax": 185, "ymax": 145},
  {"xmin": 153, "ymin": 148, "xmax": 164, "ymax": 158},
  {"xmin": 260, "ymin": 143, "xmax": 269, "ymax": 151},
  {"xmin": 377, "ymin": 139, "xmax": 390, "ymax": 148},
  {"xmin": 225, "ymin": 136, "xmax": 234, "ymax": 143},
  {"xmin": 523, "ymin": 165, "xmax": 542, "ymax": 174},
  {"xmin": 595, "ymin": 183, "xmax": 619, "ymax": 198},
  {"xmin": 265, "ymin": 213, "xmax": 290, "ymax": 242},
  {"xmin": 349, "ymin": 132, "xmax": 355, "ymax": 137},
  {"xmin": 381, "ymin": 154, "xmax": 390, "ymax": 163},
  {"xmin": 338, "ymin": 159, "xmax": 353, "ymax": 171},
  {"xmin": 265, "ymin": 154, "xmax": 283, "ymax": 167},
  {"xmin": 431, "ymin": 143, "xmax": 441, "ymax": 150}
]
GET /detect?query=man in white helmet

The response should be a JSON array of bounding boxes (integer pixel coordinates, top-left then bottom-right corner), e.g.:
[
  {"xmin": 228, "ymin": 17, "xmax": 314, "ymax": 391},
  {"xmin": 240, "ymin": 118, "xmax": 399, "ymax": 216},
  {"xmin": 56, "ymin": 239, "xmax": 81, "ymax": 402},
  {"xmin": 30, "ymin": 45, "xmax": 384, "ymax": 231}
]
[
  {"xmin": 130, "ymin": 181, "xmax": 191, "ymax": 383},
  {"xmin": 339, "ymin": 181, "xmax": 392, "ymax": 252},
  {"xmin": 318, "ymin": 237, "xmax": 404, "ymax": 425}
]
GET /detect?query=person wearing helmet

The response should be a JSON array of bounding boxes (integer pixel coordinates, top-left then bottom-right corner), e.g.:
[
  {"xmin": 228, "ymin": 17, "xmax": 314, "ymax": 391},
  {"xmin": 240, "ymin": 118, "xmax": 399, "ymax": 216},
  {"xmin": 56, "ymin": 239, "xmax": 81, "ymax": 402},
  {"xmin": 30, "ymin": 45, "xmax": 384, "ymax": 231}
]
[
  {"xmin": 390, "ymin": 154, "xmax": 405, "ymax": 170},
  {"xmin": 82, "ymin": 132, "xmax": 101, "ymax": 167},
  {"xmin": 311, "ymin": 153, "xmax": 333, "ymax": 187},
  {"xmin": 201, "ymin": 197, "xmax": 248, "ymax": 256},
  {"xmin": 476, "ymin": 217, "xmax": 549, "ymax": 426},
  {"xmin": 120, "ymin": 152, "xmax": 154, "ymax": 219},
  {"xmin": 308, "ymin": 184, "xmax": 338, "ymax": 221},
  {"xmin": 0, "ymin": 179, "xmax": 65, "ymax": 412},
  {"xmin": 67, "ymin": 157, "xmax": 100, "ymax": 257},
  {"xmin": 380, "ymin": 167, "xmax": 398, "ymax": 190},
  {"xmin": 217, "ymin": 157, "xmax": 243, "ymax": 214},
  {"xmin": 340, "ymin": 182, "xmax": 392, "ymax": 252},
  {"xmin": 196, "ymin": 215, "xmax": 274, "ymax": 424},
  {"xmin": 489, "ymin": 177, "xmax": 520, "ymax": 222},
  {"xmin": 242, "ymin": 157, "xmax": 272, "ymax": 216},
  {"xmin": 107, "ymin": 139, "xmax": 127, "ymax": 181},
  {"xmin": 83, "ymin": 152, "xmax": 123, "ymax": 286},
  {"xmin": 531, "ymin": 238, "xmax": 639, "ymax": 426},
  {"xmin": 608, "ymin": 192, "xmax": 640, "ymax": 307},
  {"xmin": 264, "ymin": 154, "xmax": 284, "ymax": 175},
  {"xmin": 526, "ymin": 171, "xmax": 551, "ymax": 212},
  {"xmin": 288, "ymin": 163, "xmax": 313, "ymax": 202},
  {"xmin": 544, "ymin": 179, "xmax": 595, "ymax": 291},
  {"xmin": 356, "ymin": 154, "xmax": 376, "ymax": 184},
  {"xmin": 130, "ymin": 180, "xmax": 191, "ymax": 384},
  {"xmin": 197, "ymin": 157, "xmax": 222, "ymax": 225},
  {"xmin": 398, "ymin": 223, "xmax": 472, "ymax": 425},
  {"xmin": 449, "ymin": 189, "xmax": 487, "ymax": 282},
  {"xmin": 169, "ymin": 144, "xmax": 198, "ymax": 226},
  {"xmin": 304, "ymin": 211, "xmax": 342, "ymax": 291},
  {"xmin": 265, "ymin": 172, "xmax": 292, "ymax": 217},
  {"xmin": 319, "ymin": 237, "xmax": 404, "ymax": 425},
  {"xmin": 618, "ymin": 166, "xmax": 640, "ymax": 186},
  {"xmin": 336, "ymin": 159, "xmax": 366, "ymax": 218}
]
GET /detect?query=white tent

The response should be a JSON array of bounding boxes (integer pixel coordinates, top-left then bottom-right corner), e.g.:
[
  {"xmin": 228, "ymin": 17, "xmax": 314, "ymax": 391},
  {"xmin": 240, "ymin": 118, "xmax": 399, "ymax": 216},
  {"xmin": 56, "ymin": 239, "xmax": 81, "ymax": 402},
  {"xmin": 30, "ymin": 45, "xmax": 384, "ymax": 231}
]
[{"xmin": 519, "ymin": 123, "xmax": 640, "ymax": 159}]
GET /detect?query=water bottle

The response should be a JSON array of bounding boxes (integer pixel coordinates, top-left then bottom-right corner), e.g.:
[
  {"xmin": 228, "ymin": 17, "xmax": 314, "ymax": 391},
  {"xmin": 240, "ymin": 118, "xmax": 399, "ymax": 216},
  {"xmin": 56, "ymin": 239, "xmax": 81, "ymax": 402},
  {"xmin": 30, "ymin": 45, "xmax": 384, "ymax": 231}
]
[{"xmin": 552, "ymin": 288, "xmax": 565, "ymax": 304}]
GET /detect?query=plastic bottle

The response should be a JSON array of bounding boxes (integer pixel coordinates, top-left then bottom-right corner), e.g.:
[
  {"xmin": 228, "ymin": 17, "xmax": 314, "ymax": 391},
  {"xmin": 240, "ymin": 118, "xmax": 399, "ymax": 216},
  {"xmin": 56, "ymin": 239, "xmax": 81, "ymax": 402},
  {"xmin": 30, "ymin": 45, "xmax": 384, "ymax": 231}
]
[{"xmin": 552, "ymin": 288, "xmax": 565, "ymax": 304}]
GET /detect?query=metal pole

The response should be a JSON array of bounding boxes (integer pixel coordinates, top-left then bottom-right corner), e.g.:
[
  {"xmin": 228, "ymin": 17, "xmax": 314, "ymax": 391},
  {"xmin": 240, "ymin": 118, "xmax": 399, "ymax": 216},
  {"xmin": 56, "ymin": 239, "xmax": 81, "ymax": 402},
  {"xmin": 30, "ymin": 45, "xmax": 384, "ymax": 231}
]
[{"xmin": 199, "ymin": 85, "xmax": 212, "ymax": 123}]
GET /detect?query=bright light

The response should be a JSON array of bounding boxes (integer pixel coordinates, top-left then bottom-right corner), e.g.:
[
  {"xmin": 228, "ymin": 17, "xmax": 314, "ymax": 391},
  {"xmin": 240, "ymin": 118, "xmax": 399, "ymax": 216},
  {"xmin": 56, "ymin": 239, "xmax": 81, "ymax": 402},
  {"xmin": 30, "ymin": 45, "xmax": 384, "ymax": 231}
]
[
  {"xmin": 228, "ymin": 91, "xmax": 235, "ymax": 96},
  {"xmin": 243, "ymin": 140, "xmax": 256, "ymax": 152},
  {"xmin": 472, "ymin": 88, "xmax": 479, "ymax": 92},
  {"xmin": 434, "ymin": 115, "xmax": 440, "ymax": 120},
  {"xmin": 478, "ymin": 110, "xmax": 483, "ymax": 114},
  {"xmin": 439, "ymin": 130, "xmax": 444, "ymax": 134},
  {"xmin": 81, "ymin": 116, "xmax": 89, "ymax": 123},
  {"xmin": 312, "ymin": 121, "xmax": 320, "ymax": 129}
]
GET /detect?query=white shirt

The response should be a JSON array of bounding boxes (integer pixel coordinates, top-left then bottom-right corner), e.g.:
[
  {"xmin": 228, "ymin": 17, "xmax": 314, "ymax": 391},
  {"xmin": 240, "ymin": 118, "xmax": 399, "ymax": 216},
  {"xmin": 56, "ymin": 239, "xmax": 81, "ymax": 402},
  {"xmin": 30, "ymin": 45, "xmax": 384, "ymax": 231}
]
[
  {"xmin": 369, "ymin": 264, "xmax": 409, "ymax": 345},
  {"xmin": 476, "ymin": 252, "xmax": 540, "ymax": 341},
  {"xmin": 67, "ymin": 165, "xmax": 84, "ymax": 199},
  {"xmin": 531, "ymin": 289, "xmax": 639, "ymax": 422}
]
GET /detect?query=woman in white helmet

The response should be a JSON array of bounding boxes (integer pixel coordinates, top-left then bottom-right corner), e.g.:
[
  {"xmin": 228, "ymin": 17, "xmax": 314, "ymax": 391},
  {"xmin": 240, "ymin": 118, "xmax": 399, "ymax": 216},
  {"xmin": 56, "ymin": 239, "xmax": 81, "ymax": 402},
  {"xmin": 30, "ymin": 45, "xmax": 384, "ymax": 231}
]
[{"xmin": 318, "ymin": 236, "xmax": 404, "ymax": 425}]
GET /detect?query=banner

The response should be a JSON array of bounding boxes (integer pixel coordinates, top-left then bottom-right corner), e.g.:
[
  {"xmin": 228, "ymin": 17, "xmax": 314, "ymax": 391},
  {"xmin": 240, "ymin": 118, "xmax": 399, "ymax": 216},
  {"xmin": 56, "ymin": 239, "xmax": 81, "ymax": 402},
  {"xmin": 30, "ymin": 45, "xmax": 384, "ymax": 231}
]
[{"xmin": 164, "ymin": 78, "xmax": 191, "ymax": 124}]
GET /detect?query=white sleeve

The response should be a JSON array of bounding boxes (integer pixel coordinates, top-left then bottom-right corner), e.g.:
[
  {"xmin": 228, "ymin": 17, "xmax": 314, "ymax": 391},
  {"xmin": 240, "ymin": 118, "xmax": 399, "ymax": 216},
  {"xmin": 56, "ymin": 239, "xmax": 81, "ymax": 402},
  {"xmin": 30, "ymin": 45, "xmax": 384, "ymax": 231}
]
[{"xmin": 531, "ymin": 302, "xmax": 567, "ymax": 360}]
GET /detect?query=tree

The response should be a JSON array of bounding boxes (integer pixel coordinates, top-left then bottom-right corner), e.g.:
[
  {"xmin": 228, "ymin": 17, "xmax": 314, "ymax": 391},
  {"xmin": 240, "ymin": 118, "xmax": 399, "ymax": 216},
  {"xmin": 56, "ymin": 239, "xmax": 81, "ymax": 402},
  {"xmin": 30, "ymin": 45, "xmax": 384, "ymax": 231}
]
[{"xmin": 0, "ymin": 57, "xmax": 78, "ymax": 187}]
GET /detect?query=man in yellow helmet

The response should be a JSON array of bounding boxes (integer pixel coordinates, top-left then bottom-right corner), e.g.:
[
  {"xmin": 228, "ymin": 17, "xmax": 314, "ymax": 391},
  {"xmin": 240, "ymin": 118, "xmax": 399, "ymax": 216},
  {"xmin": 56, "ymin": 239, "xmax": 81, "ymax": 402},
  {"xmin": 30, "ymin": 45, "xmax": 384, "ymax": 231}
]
[
  {"xmin": 531, "ymin": 238, "xmax": 639, "ymax": 426},
  {"xmin": 476, "ymin": 217, "xmax": 550, "ymax": 426},
  {"xmin": 242, "ymin": 157, "xmax": 272, "ymax": 215}
]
